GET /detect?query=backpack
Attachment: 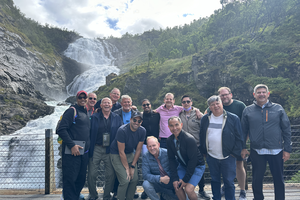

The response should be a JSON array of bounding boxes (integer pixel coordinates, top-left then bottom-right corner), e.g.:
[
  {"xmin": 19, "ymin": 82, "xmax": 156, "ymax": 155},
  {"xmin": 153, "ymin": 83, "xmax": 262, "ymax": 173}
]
[{"xmin": 56, "ymin": 106, "xmax": 77, "ymax": 144}]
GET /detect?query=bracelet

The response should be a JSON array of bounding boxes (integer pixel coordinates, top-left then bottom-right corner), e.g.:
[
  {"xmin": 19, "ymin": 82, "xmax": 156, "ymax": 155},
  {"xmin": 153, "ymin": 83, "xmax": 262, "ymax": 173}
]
[{"xmin": 130, "ymin": 165, "xmax": 135, "ymax": 168}]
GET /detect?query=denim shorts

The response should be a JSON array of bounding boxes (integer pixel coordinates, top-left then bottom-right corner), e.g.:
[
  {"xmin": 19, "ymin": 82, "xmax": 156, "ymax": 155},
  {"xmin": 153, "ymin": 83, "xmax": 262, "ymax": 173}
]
[{"xmin": 177, "ymin": 164, "xmax": 205, "ymax": 186}]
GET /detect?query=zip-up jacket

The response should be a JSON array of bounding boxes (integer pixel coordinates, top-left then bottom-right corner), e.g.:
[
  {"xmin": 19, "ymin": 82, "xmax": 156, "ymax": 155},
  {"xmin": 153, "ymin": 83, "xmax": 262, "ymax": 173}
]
[
  {"xmin": 199, "ymin": 110, "xmax": 243, "ymax": 158},
  {"xmin": 57, "ymin": 104, "xmax": 90, "ymax": 153},
  {"xmin": 241, "ymin": 100, "xmax": 292, "ymax": 153},
  {"xmin": 142, "ymin": 148, "xmax": 171, "ymax": 183},
  {"xmin": 179, "ymin": 107, "xmax": 201, "ymax": 146},
  {"xmin": 167, "ymin": 130, "xmax": 205, "ymax": 183},
  {"xmin": 89, "ymin": 111, "xmax": 122, "ymax": 157}
]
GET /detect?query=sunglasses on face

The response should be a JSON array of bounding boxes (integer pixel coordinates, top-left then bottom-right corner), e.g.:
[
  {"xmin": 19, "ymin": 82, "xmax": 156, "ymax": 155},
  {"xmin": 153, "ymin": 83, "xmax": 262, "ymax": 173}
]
[
  {"xmin": 182, "ymin": 100, "xmax": 191, "ymax": 104},
  {"xmin": 133, "ymin": 118, "xmax": 142, "ymax": 123},
  {"xmin": 142, "ymin": 103, "xmax": 150, "ymax": 107},
  {"xmin": 78, "ymin": 96, "xmax": 87, "ymax": 99},
  {"xmin": 89, "ymin": 97, "xmax": 97, "ymax": 100}
]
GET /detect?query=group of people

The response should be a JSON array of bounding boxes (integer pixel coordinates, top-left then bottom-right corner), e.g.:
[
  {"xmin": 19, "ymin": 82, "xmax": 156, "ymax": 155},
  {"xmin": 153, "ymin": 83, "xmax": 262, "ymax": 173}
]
[{"xmin": 57, "ymin": 84, "xmax": 292, "ymax": 200}]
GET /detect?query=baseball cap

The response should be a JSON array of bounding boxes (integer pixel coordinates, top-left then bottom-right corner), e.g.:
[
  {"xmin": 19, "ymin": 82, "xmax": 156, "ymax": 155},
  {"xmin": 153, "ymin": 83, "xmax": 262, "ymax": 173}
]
[
  {"xmin": 76, "ymin": 90, "xmax": 88, "ymax": 97},
  {"xmin": 131, "ymin": 111, "xmax": 143, "ymax": 120}
]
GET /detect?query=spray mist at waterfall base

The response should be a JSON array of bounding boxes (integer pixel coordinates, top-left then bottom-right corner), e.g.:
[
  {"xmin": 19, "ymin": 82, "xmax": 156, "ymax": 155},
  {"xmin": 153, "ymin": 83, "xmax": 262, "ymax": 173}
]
[{"xmin": 0, "ymin": 38, "xmax": 120, "ymax": 189}]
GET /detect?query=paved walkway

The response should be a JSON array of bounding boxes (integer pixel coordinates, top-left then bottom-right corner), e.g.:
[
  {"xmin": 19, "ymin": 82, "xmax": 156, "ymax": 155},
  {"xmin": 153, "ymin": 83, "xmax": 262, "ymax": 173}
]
[{"xmin": 0, "ymin": 184, "xmax": 299, "ymax": 199}]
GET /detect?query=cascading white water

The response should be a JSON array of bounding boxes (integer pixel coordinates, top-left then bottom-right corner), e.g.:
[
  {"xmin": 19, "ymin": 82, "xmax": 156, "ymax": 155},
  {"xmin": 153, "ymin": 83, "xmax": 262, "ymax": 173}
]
[
  {"xmin": 64, "ymin": 38, "xmax": 120, "ymax": 95},
  {"xmin": 0, "ymin": 38, "xmax": 120, "ymax": 189}
]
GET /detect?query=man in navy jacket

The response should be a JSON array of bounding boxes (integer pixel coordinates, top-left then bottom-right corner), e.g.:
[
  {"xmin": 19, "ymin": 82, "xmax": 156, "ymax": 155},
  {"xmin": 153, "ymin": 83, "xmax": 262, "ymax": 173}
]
[
  {"xmin": 88, "ymin": 97, "xmax": 122, "ymax": 200},
  {"xmin": 199, "ymin": 95, "xmax": 243, "ymax": 200}
]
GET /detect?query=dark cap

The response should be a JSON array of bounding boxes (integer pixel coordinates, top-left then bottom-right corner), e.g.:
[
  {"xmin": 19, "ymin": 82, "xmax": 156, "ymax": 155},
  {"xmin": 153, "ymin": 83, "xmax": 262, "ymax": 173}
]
[
  {"xmin": 76, "ymin": 90, "xmax": 88, "ymax": 97},
  {"xmin": 131, "ymin": 111, "xmax": 143, "ymax": 120}
]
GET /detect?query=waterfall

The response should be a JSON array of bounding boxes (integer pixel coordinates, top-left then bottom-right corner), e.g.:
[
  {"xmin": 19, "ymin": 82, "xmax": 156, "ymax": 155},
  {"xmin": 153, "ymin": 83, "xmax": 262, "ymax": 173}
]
[
  {"xmin": 0, "ymin": 39, "xmax": 120, "ymax": 189},
  {"xmin": 64, "ymin": 38, "xmax": 120, "ymax": 95}
]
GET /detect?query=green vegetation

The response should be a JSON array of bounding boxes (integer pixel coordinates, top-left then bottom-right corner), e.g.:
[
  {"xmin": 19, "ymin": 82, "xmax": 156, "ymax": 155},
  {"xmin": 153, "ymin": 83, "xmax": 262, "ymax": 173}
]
[
  {"xmin": 0, "ymin": 0, "xmax": 80, "ymax": 63},
  {"xmin": 99, "ymin": 0, "xmax": 300, "ymax": 117}
]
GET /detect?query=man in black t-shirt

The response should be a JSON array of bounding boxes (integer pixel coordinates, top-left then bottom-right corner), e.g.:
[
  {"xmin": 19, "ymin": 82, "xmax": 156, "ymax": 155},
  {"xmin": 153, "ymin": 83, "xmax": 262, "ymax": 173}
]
[{"xmin": 110, "ymin": 112, "xmax": 146, "ymax": 200}]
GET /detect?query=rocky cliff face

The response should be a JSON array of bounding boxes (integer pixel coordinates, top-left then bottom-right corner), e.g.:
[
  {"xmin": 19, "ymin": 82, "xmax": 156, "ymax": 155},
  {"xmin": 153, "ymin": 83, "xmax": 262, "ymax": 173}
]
[
  {"xmin": 0, "ymin": 26, "xmax": 67, "ymax": 99},
  {"xmin": 0, "ymin": 14, "xmax": 86, "ymax": 135}
]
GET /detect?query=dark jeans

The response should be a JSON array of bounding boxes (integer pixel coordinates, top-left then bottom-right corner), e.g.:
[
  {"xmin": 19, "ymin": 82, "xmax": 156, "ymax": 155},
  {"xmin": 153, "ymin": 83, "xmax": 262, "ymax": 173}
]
[
  {"xmin": 251, "ymin": 149, "xmax": 285, "ymax": 200},
  {"xmin": 62, "ymin": 152, "xmax": 89, "ymax": 200},
  {"xmin": 206, "ymin": 154, "xmax": 236, "ymax": 200}
]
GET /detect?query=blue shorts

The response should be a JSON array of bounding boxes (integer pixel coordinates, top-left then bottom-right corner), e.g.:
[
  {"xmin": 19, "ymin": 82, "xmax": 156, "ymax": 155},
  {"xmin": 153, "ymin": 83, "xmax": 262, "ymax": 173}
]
[{"xmin": 177, "ymin": 164, "xmax": 205, "ymax": 186}]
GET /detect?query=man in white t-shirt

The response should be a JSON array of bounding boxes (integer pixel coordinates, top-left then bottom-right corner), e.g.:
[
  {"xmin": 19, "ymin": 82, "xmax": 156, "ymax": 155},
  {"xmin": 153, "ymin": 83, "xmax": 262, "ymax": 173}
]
[{"xmin": 199, "ymin": 95, "xmax": 243, "ymax": 200}]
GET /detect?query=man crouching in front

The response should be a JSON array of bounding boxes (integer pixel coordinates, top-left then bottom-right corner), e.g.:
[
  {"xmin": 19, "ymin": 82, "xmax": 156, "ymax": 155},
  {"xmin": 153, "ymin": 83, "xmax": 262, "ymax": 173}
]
[
  {"xmin": 167, "ymin": 116, "xmax": 206, "ymax": 200},
  {"xmin": 110, "ymin": 112, "xmax": 146, "ymax": 200}
]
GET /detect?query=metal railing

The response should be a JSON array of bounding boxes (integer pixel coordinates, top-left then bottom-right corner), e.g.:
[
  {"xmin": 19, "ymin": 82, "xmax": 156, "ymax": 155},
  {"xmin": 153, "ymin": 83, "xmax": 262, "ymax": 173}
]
[{"xmin": 0, "ymin": 126, "xmax": 299, "ymax": 194}]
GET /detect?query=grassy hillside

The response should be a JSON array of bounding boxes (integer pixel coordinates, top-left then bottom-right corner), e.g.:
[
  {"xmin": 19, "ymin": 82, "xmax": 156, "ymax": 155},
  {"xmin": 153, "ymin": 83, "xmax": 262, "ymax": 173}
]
[{"xmin": 96, "ymin": 0, "xmax": 300, "ymax": 117}]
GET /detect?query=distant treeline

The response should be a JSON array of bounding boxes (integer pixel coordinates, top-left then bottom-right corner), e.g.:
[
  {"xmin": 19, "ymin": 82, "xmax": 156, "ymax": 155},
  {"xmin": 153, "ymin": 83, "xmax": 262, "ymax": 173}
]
[{"xmin": 0, "ymin": 0, "xmax": 80, "ymax": 54}]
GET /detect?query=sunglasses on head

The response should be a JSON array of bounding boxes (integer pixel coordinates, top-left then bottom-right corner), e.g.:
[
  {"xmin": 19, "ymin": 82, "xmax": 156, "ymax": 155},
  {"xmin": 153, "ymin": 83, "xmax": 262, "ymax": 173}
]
[
  {"xmin": 89, "ymin": 97, "xmax": 97, "ymax": 100},
  {"xmin": 182, "ymin": 100, "xmax": 191, "ymax": 104},
  {"xmin": 142, "ymin": 103, "xmax": 150, "ymax": 107},
  {"xmin": 133, "ymin": 118, "xmax": 142, "ymax": 123},
  {"xmin": 78, "ymin": 96, "xmax": 87, "ymax": 99}
]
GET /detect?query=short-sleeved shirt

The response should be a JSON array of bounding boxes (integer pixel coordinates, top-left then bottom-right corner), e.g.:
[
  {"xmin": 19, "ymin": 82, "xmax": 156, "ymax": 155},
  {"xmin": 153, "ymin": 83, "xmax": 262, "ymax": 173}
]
[
  {"xmin": 156, "ymin": 105, "xmax": 183, "ymax": 138},
  {"xmin": 110, "ymin": 123, "xmax": 146, "ymax": 154},
  {"xmin": 206, "ymin": 99, "xmax": 246, "ymax": 120}
]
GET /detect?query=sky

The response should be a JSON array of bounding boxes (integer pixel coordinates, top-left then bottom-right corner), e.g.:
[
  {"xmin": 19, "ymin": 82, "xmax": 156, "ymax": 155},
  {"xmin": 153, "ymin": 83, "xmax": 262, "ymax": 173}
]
[{"xmin": 13, "ymin": 0, "xmax": 222, "ymax": 38}]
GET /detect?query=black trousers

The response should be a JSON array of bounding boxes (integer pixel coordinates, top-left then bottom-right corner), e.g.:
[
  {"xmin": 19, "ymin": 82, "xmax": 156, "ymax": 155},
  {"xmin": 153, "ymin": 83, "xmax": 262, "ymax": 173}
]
[
  {"xmin": 62, "ymin": 152, "xmax": 89, "ymax": 200},
  {"xmin": 251, "ymin": 149, "xmax": 285, "ymax": 200}
]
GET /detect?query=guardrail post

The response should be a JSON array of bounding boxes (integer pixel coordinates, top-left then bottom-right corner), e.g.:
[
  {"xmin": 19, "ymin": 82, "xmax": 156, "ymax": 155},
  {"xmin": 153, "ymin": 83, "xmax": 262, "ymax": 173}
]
[{"xmin": 45, "ymin": 129, "xmax": 56, "ymax": 194}]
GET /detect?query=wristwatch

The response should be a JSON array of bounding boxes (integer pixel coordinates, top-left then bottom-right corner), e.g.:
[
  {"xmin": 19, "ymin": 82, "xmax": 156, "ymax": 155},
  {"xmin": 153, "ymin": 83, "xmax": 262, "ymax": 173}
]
[{"xmin": 130, "ymin": 165, "xmax": 135, "ymax": 168}]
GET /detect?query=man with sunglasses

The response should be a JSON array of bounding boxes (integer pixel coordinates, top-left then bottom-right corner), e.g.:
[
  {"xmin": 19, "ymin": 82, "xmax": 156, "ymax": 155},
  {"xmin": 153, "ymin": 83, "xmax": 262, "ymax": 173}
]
[
  {"xmin": 57, "ymin": 90, "xmax": 91, "ymax": 200},
  {"xmin": 110, "ymin": 112, "xmax": 146, "ymax": 200},
  {"xmin": 140, "ymin": 99, "xmax": 160, "ymax": 199},
  {"xmin": 179, "ymin": 95, "xmax": 209, "ymax": 200},
  {"xmin": 86, "ymin": 93, "xmax": 97, "ymax": 117},
  {"xmin": 167, "ymin": 116, "xmax": 205, "ymax": 200}
]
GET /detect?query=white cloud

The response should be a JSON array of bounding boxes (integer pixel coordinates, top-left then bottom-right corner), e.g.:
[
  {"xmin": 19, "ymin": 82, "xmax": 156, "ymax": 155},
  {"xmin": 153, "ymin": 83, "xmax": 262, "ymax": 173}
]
[{"xmin": 12, "ymin": 0, "xmax": 222, "ymax": 38}]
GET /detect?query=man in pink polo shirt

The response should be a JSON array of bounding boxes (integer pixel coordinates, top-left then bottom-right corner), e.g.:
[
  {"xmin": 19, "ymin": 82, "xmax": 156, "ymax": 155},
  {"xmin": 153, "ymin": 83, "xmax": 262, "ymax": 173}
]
[{"xmin": 156, "ymin": 93, "xmax": 183, "ymax": 148}]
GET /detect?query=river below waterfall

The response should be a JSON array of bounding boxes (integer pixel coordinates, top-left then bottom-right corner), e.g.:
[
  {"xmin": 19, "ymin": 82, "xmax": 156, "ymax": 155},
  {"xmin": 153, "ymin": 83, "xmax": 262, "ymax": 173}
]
[{"xmin": 0, "ymin": 38, "xmax": 120, "ymax": 189}]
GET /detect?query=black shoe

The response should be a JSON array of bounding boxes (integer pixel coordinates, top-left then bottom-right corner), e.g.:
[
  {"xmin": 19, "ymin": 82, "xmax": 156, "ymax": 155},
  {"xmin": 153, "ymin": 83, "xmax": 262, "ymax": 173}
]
[
  {"xmin": 134, "ymin": 193, "xmax": 139, "ymax": 199},
  {"xmin": 141, "ymin": 191, "xmax": 148, "ymax": 199},
  {"xmin": 111, "ymin": 193, "xmax": 117, "ymax": 200},
  {"xmin": 198, "ymin": 191, "xmax": 211, "ymax": 200}
]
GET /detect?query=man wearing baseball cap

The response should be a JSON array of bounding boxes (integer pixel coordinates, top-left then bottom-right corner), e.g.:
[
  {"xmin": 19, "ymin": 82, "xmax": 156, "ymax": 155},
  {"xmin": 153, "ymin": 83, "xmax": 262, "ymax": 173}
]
[
  {"xmin": 57, "ymin": 90, "xmax": 91, "ymax": 200},
  {"xmin": 110, "ymin": 112, "xmax": 146, "ymax": 200}
]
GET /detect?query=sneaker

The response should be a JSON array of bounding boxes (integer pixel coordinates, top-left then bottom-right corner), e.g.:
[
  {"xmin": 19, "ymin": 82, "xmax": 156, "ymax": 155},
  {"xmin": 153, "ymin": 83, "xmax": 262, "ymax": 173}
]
[
  {"xmin": 198, "ymin": 191, "xmax": 210, "ymax": 199},
  {"xmin": 141, "ymin": 191, "xmax": 148, "ymax": 199},
  {"xmin": 134, "ymin": 192, "xmax": 139, "ymax": 199},
  {"xmin": 221, "ymin": 185, "xmax": 225, "ymax": 197},
  {"xmin": 239, "ymin": 190, "xmax": 247, "ymax": 200}
]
